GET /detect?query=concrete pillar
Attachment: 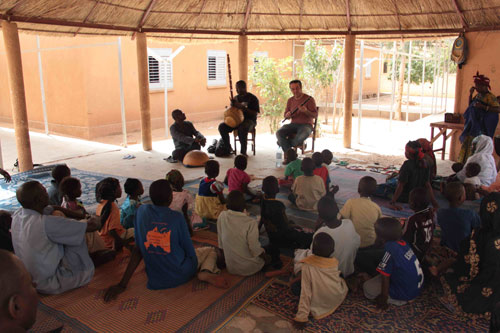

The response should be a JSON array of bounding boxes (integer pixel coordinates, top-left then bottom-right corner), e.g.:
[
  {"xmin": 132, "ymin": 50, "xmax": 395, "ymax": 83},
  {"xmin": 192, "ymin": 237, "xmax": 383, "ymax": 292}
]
[
  {"xmin": 136, "ymin": 32, "xmax": 152, "ymax": 151},
  {"xmin": 2, "ymin": 21, "xmax": 33, "ymax": 171},
  {"xmin": 449, "ymin": 65, "xmax": 466, "ymax": 161},
  {"xmin": 343, "ymin": 34, "xmax": 356, "ymax": 148},
  {"xmin": 238, "ymin": 35, "xmax": 248, "ymax": 83}
]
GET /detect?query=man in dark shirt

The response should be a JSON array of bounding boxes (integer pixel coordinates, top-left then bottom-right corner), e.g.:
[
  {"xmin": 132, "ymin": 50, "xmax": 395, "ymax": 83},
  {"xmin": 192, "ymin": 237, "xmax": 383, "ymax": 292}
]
[
  {"xmin": 218, "ymin": 80, "xmax": 259, "ymax": 156},
  {"xmin": 168, "ymin": 109, "xmax": 206, "ymax": 163}
]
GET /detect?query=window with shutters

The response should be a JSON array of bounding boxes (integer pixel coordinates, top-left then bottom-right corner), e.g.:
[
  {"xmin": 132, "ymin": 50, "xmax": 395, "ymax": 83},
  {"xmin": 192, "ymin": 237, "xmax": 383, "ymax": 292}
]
[
  {"xmin": 207, "ymin": 50, "xmax": 226, "ymax": 87},
  {"xmin": 147, "ymin": 48, "xmax": 173, "ymax": 90}
]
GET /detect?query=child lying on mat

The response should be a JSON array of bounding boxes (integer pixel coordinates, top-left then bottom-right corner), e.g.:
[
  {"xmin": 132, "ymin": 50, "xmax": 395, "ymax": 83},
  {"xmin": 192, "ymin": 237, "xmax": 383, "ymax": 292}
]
[
  {"xmin": 104, "ymin": 179, "xmax": 228, "ymax": 302},
  {"xmin": 363, "ymin": 217, "xmax": 423, "ymax": 309},
  {"xmin": 60, "ymin": 177, "xmax": 115, "ymax": 266},
  {"xmin": 166, "ymin": 169, "xmax": 206, "ymax": 233},
  {"xmin": 260, "ymin": 176, "xmax": 312, "ymax": 253},
  {"xmin": 340, "ymin": 176, "xmax": 382, "ymax": 248},
  {"xmin": 280, "ymin": 148, "xmax": 303, "ymax": 187},
  {"xmin": 218, "ymin": 190, "xmax": 280, "ymax": 275},
  {"xmin": 11, "ymin": 181, "xmax": 97, "ymax": 294},
  {"xmin": 293, "ymin": 233, "xmax": 348, "ymax": 329},
  {"xmin": 294, "ymin": 194, "xmax": 360, "ymax": 277},
  {"xmin": 120, "ymin": 178, "xmax": 144, "ymax": 229},
  {"xmin": 289, "ymin": 158, "xmax": 326, "ymax": 211},
  {"xmin": 96, "ymin": 178, "xmax": 134, "ymax": 252},
  {"xmin": 195, "ymin": 160, "xmax": 226, "ymax": 220}
]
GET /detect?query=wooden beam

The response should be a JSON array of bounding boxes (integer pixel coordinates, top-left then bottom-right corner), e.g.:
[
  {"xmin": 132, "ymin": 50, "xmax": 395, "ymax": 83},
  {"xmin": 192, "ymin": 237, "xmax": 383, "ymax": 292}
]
[
  {"xmin": 343, "ymin": 34, "xmax": 356, "ymax": 148},
  {"xmin": 2, "ymin": 21, "xmax": 33, "ymax": 171},
  {"xmin": 299, "ymin": 0, "xmax": 304, "ymax": 31},
  {"xmin": 5, "ymin": 0, "xmax": 24, "ymax": 16},
  {"xmin": 241, "ymin": 0, "xmax": 253, "ymax": 32},
  {"xmin": 2, "ymin": 13, "xmax": 500, "ymax": 36},
  {"xmin": 239, "ymin": 35, "xmax": 248, "ymax": 82},
  {"xmin": 392, "ymin": 0, "xmax": 402, "ymax": 31},
  {"xmin": 132, "ymin": 0, "xmax": 157, "ymax": 39},
  {"xmin": 74, "ymin": 0, "xmax": 100, "ymax": 36},
  {"xmin": 345, "ymin": 0, "xmax": 351, "ymax": 32},
  {"xmin": 451, "ymin": 0, "xmax": 469, "ymax": 29}
]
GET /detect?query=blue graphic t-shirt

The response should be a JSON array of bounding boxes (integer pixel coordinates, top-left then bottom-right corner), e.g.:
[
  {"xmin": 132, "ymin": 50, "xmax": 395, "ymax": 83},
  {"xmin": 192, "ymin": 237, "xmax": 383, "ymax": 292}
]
[
  {"xmin": 376, "ymin": 240, "xmax": 423, "ymax": 301},
  {"xmin": 134, "ymin": 204, "xmax": 197, "ymax": 290},
  {"xmin": 437, "ymin": 207, "xmax": 481, "ymax": 252}
]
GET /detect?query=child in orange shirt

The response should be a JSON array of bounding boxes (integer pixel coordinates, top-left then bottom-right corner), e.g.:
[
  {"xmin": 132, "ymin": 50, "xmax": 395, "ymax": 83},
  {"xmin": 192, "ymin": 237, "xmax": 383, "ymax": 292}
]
[{"xmin": 96, "ymin": 178, "xmax": 134, "ymax": 251}]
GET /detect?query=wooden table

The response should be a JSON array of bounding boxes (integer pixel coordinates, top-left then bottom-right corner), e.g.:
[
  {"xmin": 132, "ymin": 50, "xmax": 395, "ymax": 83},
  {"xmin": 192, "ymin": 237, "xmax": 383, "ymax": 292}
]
[{"xmin": 430, "ymin": 121, "xmax": 464, "ymax": 160}]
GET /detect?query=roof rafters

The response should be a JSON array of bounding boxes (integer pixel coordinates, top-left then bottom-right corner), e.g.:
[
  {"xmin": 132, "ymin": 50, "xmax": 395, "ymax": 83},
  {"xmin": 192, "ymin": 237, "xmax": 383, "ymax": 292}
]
[
  {"xmin": 132, "ymin": 0, "xmax": 158, "ymax": 39},
  {"xmin": 451, "ymin": 0, "xmax": 469, "ymax": 29},
  {"xmin": 73, "ymin": 0, "xmax": 100, "ymax": 36},
  {"xmin": 5, "ymin": 0, "xmax": 23, "ymax": 16},
  {"xmin": 299, "ymin": 0, "xmax": 304, "ymax": 31},
  {"xmin": 345, "ymin": 0, "xmax": 351, "ymax": 32},
  {"xmin": 241, "ymin": 0, "xmax": 253, "ymax": 32}
]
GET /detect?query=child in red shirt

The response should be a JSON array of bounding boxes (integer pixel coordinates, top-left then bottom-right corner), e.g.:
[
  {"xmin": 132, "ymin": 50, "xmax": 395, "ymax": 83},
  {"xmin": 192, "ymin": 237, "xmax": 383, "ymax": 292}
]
[{"xmin": 312, "ymin": 152, "xmax": 330, "ymax": 191}]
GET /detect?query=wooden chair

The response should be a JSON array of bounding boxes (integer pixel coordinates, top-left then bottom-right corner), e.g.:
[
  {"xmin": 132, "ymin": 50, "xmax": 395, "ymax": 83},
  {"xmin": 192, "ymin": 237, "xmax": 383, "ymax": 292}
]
[
  {"xmin": 233, "ymin": 127, "xmax": 256, "ymax": 155},
  {"xmin": 293, "ymin": 115, "xmax": 318, "ymax": 155}
]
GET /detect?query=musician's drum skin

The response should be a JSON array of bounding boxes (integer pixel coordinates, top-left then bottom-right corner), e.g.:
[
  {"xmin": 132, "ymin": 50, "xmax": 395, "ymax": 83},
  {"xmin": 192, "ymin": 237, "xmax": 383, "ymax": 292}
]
[{"xmin": 224, "ymin": 106, "xmax": 244, "ymax": 128}]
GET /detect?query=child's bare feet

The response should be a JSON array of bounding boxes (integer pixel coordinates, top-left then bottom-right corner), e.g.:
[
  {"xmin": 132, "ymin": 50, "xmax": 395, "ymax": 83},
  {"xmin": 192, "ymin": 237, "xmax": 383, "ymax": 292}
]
[{"xmin": 198, "ymin": 271, "xmax": 230, "ymax": 289}]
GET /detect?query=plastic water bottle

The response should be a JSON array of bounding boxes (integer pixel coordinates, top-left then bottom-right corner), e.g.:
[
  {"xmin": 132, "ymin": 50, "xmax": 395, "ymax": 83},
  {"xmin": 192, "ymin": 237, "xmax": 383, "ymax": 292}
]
[{"xmin": 276, "ymin": 148, "xmax": 282, "ymax": 168}]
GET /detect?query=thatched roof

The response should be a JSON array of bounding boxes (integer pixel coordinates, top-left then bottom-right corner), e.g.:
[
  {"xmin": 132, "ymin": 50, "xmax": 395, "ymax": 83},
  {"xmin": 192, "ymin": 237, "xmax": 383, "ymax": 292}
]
[{"xmin": 1, "ymin": 0, "xmax": 499, "ymax": 40}]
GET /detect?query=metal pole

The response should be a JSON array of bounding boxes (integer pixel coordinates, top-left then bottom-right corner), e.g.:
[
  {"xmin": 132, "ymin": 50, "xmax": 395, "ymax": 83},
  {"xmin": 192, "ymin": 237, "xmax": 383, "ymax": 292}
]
[
  {"xmin": 377, "ymin": 42, "xmax": 382, "ymax": 111},
  {"xmin": 420, "ymin": 41, "xmax": 426, "ymax": 119},
  {"xmin": 431, "ymin": 43, "xmax": 438, "ymax": 114},
  {"xmin": 445, "ymin": 57, "xmax": 449, "ymax": 112},
  {"xmin": 292, "ymin": 40, "xmax": 296, "ymax": 77},
  {"xmin": 117, "ymin": 37, "xmax": 127, "ymax": 147},
  {"xmin": 390, "ymin": 41, "xmax": 397, "ymax": 131},
  {"xmin": 36, "ymin": 36, "xmax": 49, "ymax": 135},
  {"xmin": 406, "ymin": 40, "xmax": 412, "ymax": 123},
  {"xmin": 357, "ymin": 40, "xmax": 364, "ymax": 144},
  {"xmin": 164, "ymin": 60, "xmax": 169, "ymax": 138},
  {"xmin": 440, "ymin": 45, "xmax": 446, "ymax": 112}
]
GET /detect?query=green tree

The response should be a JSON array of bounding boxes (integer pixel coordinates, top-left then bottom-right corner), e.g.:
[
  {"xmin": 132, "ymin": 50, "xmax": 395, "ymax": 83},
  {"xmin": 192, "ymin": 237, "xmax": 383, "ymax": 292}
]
[
  {"xmin": 388, "ymin": 40, "xmax": 456, "ymax": 85},
  {"xmin": 249, "ymin": 56, "xmax": 293, "ymax": 133},
  {"xmin": 296, "ymin": 40, "xmax": 342, "ymax": 122}
]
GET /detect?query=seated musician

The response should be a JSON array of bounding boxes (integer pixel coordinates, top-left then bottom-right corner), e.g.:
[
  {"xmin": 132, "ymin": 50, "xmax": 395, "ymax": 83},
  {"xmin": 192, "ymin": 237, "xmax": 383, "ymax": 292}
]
[
  {"xmin": 276, "ymin": 80, "xmax": 317, "ymax": 157},
  {"xmin": 218, "ymin": 80, "xmax": 260, "ymax": 156},
  {"xmin": 167, "ymin": 109, "xmax": 206, "ymax": 163}
]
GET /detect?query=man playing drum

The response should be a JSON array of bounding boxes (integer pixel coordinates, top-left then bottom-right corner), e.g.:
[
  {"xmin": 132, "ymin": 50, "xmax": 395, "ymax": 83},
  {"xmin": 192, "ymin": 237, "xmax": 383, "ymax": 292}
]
[
  {"xmin": 218, "ymin": 80, "xmax": 260, "ymax": 156},
  {"xmin": 276, "ymin": 80, "xmax": 317, "ymax": 156},
  {"xmin": 167, "ymin": 109, "xmax": 206, "ymax": 163}
]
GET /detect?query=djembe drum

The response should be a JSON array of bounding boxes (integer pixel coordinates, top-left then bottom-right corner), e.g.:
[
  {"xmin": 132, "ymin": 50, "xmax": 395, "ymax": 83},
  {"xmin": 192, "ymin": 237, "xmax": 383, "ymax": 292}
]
[{"xmin": 183, "ymin": 150, "xmax": 209, "ymax": 168}]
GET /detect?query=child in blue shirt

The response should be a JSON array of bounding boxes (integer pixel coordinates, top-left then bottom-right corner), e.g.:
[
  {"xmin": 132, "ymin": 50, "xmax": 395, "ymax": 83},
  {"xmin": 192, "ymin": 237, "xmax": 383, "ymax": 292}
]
[
  {"xmin": 120, "ymin": 178, "xmax": 144, "ymax": 229},
  {"xmin": 103, "ymin": 179, "xmax": 228, "ymax": 301},
  {"xmin": 363, "ymin": 217, "xmax": 424, "ymax": 309},
  {"xmin": 195, "ymin": 160, "xmax": 226, "ymax": 220}
]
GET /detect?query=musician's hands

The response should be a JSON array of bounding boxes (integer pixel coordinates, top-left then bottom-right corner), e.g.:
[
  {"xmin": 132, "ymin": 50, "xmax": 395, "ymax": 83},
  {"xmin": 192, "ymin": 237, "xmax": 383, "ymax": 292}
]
[
  {"xmin": 200, "ymin": 138, "xmax": 207, "ymax": 147},
  {"xmin": 284, "ymin": 111, "xmax": 292, "ymax": 119},
  {"xmin": 298, "ymin": 105, "xmax": 308, "ymax": 113},
  {"xmin": 231, "ymin": 98, "xmax": 245, "ymax": 110},
  {"xmin": 469, "ymin": 87, "xmax": 476, "ymax": 95}
]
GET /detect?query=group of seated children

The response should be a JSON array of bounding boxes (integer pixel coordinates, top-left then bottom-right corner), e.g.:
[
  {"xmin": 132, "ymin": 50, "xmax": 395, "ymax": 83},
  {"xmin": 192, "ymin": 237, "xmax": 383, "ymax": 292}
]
[{"xmin": 5, "ymin": 138, "xmax": 498, "ymax": 328}]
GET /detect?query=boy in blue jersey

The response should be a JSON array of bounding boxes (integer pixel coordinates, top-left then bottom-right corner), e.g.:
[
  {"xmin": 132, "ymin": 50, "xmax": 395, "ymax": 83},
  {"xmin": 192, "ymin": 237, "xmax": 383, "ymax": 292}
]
[
  {"xmin": 363, "ymin": 217, "xmax": 424, "ymax": 309},
  {"xmin": 103, "ymin": 179, "xmax": 228, "ymax": 302}
]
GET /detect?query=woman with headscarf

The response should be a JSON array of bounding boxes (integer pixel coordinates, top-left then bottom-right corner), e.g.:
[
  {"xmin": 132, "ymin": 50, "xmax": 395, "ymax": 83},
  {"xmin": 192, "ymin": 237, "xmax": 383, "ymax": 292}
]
[
  {"xmin": 440, "ymin": 192, "xmax": 500, "ymax": 321},
  {"xmin": 389, "ymin": 140, "xmax": 438, "ymax": 211},
  {"xmin": 458, "ymin": 72, "xmax": 500, "ymax": 164},
  {"xmin": 456, "ymin": 135, "xmax": 497, "ymax": 186}
]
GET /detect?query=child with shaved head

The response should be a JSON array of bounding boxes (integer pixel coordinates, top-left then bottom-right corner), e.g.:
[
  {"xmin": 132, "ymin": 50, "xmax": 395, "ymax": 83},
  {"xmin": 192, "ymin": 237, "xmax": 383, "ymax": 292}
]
[
  {"xmin": 11, "ymin": 181, "xmax": 97, "ymax": 294},
  {"xmin": 293, "ymin": 233, "xmax": 348, "ymax": 328},
  {"xmin": 0, "ymin": 250, "xmax": 39, "ymax": 332},
  {"xmin": 104, "ymin": 179, "xmax": 227, "ymax": 302}
]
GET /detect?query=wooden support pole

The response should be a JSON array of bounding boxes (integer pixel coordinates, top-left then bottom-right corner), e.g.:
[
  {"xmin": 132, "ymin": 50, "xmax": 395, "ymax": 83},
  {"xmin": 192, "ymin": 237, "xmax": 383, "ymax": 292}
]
[
  {"xmin": 343, "ymin": 34, "xmax": 356, "ymax": 148},
  {"xmin": 2, "ymin": 21, "xmax": 33, "ymax": 171},
  {"xmin": 136, "ymin": 32, "xmax": 152, "ymax": 151},
  {"xmin": 238, "ymin": 34, "xmax": 248, "ymax": 82}
]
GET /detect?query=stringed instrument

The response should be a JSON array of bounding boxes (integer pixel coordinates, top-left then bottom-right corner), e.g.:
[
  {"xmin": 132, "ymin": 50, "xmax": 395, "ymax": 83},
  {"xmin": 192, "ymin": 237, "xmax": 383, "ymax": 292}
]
[{"xmin": 224, "ymin": 53, "xmax": 244, "ymax": 128}]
